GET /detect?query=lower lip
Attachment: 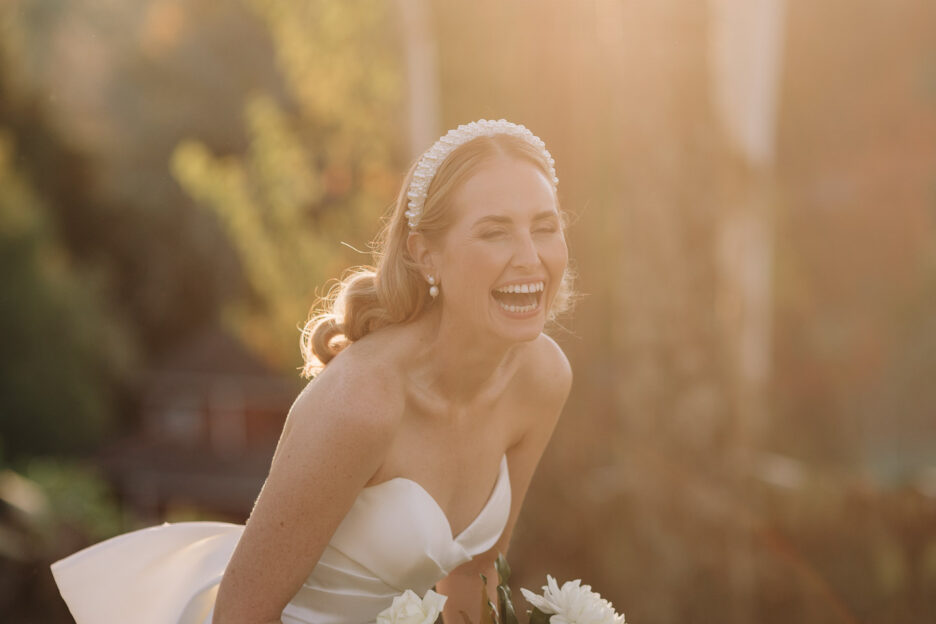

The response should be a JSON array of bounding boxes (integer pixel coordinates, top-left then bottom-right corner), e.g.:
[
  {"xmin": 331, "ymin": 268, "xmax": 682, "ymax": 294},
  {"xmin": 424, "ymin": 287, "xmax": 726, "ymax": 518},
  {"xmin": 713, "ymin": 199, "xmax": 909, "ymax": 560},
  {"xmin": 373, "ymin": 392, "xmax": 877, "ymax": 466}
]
[{"xmin": 491, "ymin": 294, "xmax": 543, "ymax": 319}]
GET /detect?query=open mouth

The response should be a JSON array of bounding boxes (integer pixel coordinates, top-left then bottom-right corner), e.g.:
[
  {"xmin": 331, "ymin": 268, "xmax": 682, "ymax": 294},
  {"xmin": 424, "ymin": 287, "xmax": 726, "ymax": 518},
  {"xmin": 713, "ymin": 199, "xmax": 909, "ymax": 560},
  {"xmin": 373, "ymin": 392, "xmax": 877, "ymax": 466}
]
[{"xmin": 491, "ymin": 281, "xmax": 545, "ymax": 314}]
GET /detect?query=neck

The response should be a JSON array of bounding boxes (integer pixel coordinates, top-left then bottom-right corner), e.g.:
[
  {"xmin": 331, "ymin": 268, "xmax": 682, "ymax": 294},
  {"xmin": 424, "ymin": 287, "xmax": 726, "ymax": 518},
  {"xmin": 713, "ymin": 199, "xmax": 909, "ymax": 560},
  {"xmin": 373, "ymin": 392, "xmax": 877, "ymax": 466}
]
[{"xmin": 409, "ymin": 305, "xmax": 520, "ymax": 405}]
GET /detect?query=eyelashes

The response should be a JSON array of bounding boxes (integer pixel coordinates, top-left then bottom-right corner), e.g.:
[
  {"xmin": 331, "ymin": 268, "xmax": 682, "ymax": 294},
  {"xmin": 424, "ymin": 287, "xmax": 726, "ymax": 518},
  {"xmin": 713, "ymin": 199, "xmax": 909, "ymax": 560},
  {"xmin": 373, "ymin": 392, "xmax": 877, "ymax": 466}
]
[
  {"xmin": 479, "ymin": 226, "xmax": 558, "ymax": 240},
  {"xmin": 480, "ymin": 229, "xmax": 507, "ymax": 240}
]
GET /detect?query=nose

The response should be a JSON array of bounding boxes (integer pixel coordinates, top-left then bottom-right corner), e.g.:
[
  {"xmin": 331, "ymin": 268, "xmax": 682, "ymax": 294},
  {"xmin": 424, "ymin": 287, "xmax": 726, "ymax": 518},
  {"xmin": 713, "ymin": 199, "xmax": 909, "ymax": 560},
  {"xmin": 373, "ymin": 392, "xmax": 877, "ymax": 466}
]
[{"xmin": 512, "ymin": 232, "xmax": 541, "ymax": 269}]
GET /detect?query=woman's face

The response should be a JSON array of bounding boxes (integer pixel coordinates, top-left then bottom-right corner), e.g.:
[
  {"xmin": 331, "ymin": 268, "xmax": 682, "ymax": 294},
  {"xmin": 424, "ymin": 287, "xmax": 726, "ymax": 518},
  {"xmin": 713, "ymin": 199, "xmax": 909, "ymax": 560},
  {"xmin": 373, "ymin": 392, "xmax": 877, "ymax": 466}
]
[{"xmin": 433, "ymin": 156, "xmax": 568, "ymax": 344}]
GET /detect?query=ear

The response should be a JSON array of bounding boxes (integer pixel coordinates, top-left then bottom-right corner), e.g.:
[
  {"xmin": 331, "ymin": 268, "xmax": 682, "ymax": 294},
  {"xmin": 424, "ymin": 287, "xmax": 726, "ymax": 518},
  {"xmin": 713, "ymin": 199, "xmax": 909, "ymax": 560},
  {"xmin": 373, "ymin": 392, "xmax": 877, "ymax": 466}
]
[{"xmin": 407, "ymin": 231, "xmax": 440, "ymax": 280}]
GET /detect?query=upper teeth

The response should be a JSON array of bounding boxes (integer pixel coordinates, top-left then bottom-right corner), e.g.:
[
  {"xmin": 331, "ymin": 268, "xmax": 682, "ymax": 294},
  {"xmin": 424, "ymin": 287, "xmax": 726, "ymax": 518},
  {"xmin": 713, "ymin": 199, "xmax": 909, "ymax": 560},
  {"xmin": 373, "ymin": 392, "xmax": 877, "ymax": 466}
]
[{"xmin": 494, "ymin": 281, "xmax": 544, "ymax": 294}]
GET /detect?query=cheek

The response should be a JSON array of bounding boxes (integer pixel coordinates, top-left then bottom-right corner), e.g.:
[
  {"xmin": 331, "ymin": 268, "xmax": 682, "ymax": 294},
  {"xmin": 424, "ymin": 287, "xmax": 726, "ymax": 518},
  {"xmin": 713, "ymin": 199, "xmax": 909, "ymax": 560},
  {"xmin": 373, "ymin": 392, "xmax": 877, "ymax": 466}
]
[
  {"xmin": 544, "ymin": 237, "xmax": 569, "ymax": 273},
  {"xmin": 544, "ymin": 240, "xmax": 569, "ymax": 309},
  {"xmin": 442, "ymin": 244, "xmax": 505, "ymax": 292}
]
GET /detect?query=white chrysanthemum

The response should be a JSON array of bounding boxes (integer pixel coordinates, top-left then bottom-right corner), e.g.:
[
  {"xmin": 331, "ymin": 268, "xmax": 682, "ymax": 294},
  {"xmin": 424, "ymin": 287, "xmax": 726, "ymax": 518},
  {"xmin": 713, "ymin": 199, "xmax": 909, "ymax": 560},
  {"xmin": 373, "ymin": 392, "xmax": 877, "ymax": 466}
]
[
  {"xmin": 520, "ymin": 575, "xmax": 625, "ymax": 624},
  {"xmin": 376, "ymin": 588, "xmax": 447, "ymax": 624}
]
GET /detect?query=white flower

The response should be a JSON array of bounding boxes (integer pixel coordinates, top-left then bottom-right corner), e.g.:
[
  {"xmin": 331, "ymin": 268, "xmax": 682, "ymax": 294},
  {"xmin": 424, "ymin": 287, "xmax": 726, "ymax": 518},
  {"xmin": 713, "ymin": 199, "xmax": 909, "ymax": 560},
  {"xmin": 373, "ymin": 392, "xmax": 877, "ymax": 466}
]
[
  {"xmin": 376, "ymin": 588, "xmax": 447, "ymax": 624},
  {"xmin": 520, "ymin": 575, "xmax": 625, "ymax": 624}
]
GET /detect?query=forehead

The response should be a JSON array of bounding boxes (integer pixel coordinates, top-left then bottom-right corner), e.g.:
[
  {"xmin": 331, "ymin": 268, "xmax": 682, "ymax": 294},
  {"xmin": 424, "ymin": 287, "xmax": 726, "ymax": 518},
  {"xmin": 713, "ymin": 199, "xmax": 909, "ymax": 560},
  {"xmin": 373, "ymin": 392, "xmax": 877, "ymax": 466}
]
[{"xmin": 450, "ymin": 157, "xmax": 558, "ymax": 222}]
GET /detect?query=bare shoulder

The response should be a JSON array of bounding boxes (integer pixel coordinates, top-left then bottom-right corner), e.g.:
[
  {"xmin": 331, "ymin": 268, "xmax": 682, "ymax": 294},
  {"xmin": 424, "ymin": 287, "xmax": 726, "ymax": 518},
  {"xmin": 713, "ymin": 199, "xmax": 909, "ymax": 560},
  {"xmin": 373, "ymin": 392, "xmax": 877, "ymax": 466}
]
[
  {"xmin": 284, "ymin": 335, "xmax": 405, "ymax": 452},
  {"xmin": 516, "ymin": 333, "xmax": 573, "ymax": 407},
  {"xmin": 215, "ymin": 334, "xmax": 406, "ymax": 621},
  {"xmin": 502, "ymin": 333, "xmax": 572, "ymax": 445},
  {"xmin": 473, "ymin": 334, "xmax": 572, "ymax": 566}
]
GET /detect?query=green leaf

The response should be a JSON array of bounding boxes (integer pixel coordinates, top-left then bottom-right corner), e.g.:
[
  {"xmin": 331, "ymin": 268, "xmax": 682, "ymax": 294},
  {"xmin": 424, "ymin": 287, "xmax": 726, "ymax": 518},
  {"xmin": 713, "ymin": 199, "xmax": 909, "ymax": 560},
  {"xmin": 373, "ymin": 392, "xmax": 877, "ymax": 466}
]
[
  {"xmin": 497, "ymin": 584, "xmax": 519, "ymax": 624},
  {"xmin": 528, "ymin": 607, "xmax": 552, "ymax": 624},
  {"xmin": 495, "ymin": 552, "xmax": 512, "ymax": 585},
  {"xmin": 479, "ymin": 573, "xmax": 497, "ymax": 624}
]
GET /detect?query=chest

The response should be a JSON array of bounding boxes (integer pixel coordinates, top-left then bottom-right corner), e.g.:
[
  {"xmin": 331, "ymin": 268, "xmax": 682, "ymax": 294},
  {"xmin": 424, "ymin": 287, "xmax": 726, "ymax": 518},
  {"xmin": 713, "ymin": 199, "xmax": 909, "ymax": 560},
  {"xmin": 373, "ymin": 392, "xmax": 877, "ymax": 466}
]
[{"xmin": 368, "ymin": 398, "xmax": 522, "ymax": 537}]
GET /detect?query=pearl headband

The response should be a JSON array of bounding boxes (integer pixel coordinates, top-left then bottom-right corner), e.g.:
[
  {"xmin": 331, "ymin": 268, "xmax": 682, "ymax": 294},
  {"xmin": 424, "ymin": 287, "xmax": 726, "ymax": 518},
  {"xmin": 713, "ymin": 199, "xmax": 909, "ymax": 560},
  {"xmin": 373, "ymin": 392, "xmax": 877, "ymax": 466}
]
[{"xmin": 404, "ymin": 118, "xmax": 558, "ymax": 228}]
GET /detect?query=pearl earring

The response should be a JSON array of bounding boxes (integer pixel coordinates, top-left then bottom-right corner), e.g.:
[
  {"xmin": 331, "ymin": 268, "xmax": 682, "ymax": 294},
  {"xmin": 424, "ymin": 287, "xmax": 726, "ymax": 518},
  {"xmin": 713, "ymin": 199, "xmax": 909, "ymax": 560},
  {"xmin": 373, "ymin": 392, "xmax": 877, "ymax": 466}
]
[{"xmin": 427, "ymin": 275, "xmax": 439, "ymax": 298}]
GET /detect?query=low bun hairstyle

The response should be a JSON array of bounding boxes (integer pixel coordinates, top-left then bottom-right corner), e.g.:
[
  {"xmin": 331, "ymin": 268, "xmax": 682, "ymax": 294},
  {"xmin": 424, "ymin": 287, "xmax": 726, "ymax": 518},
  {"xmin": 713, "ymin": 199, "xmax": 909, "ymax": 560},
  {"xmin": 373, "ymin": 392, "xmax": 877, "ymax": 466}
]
[{"xmin": 300, "ymin": 132, "xmax": 575, "ymax": 377}]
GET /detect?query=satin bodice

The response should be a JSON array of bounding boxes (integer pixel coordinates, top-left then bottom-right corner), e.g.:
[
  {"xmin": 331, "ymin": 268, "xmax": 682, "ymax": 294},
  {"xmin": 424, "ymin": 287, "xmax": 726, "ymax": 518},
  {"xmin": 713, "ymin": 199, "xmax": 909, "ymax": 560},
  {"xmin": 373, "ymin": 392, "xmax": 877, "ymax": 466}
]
[
  {"xmin": 285, "ymin": 453, "xmax": 511, "ymax": 622},
  {"xmin": 51, "ymin": 454, "xmax": 511, "ymax": 624}
]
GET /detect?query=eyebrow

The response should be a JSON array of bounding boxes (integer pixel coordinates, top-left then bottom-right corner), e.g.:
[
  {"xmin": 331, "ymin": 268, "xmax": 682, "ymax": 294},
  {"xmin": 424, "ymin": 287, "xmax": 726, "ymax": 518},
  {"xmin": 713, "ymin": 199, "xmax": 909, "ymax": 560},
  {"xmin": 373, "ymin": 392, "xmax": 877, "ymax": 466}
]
[{"xmin": 471, "ymin": 210, "xmax": 559, "ymax": 227}]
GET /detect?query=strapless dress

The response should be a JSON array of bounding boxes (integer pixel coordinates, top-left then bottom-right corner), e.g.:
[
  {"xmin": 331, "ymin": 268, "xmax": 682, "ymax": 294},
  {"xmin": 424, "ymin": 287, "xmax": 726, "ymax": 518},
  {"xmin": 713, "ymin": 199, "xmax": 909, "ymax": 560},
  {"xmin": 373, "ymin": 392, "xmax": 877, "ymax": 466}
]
[{"xmin": 50, "ymin": 454, "xmax": 511, "ymax": 624}]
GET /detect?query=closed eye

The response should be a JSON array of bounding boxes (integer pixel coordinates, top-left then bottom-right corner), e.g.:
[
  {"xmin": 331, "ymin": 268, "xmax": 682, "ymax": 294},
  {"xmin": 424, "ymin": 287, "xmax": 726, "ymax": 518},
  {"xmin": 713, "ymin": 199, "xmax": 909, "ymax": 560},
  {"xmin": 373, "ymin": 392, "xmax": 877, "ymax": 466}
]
[{"xmin": 480, "ymin": 229, "xmax": 508, "ymax": 239}]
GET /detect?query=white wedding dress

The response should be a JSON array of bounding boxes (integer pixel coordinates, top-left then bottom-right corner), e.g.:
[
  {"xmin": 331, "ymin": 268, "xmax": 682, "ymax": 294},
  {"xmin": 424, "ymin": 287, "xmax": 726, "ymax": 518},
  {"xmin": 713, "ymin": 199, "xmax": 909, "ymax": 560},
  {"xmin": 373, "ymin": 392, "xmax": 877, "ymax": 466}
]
[{"xmin": 51, "ymin": 454, "xmax": 511, "ymax": 624}]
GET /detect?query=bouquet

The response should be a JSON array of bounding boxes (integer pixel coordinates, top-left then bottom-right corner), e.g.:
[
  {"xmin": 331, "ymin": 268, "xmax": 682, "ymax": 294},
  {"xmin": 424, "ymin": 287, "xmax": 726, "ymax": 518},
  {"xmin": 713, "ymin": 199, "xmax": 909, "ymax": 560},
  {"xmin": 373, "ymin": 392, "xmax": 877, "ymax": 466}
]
[{"xmin": 376, "ymin": 554, "xmax": 625, "ymax": 624}]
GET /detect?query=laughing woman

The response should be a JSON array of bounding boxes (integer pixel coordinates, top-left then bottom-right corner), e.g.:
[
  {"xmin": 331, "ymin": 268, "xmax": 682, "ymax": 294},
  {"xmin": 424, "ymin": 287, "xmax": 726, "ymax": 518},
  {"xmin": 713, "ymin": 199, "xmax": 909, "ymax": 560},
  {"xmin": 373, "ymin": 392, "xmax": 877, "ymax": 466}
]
[{"xmin": 51, "ymin": 119, "xmax": 574, "ymax": 624}]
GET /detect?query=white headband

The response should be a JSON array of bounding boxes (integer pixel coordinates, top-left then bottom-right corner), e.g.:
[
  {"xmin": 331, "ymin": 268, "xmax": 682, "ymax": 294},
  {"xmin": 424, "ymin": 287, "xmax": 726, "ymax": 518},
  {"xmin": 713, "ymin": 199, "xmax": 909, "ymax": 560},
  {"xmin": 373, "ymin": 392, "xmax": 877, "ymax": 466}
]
[{"xmin": 404, "ymin": 118, "xmax": 558, "ymax": 229}]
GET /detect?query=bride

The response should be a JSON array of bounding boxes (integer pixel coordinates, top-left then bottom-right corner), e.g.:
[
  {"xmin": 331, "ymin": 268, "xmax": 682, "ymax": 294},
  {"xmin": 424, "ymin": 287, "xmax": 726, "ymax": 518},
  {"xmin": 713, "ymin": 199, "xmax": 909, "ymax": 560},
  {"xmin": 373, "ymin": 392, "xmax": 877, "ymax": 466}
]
[{"xmin": 51, "ymin": 119, "xmax": 574, "ymax": 624}]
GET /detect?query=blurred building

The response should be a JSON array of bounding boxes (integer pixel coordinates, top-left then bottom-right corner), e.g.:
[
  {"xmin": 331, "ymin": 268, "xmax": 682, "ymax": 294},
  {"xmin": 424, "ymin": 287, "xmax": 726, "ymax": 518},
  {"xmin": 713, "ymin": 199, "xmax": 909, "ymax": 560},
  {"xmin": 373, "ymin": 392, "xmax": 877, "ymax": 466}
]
[{"xmin": 100, "ymin": 328, "xmax": 300, "ymax": 522}]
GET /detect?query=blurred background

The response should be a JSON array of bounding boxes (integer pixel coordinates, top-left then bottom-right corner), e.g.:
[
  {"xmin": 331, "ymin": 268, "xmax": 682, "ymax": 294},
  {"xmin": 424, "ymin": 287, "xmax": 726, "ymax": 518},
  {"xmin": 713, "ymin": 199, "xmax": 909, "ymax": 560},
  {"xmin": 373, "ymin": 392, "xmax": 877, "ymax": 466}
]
[{"xmin": 1, "ymin": 0, "xmax": 935, "ymax": 622}]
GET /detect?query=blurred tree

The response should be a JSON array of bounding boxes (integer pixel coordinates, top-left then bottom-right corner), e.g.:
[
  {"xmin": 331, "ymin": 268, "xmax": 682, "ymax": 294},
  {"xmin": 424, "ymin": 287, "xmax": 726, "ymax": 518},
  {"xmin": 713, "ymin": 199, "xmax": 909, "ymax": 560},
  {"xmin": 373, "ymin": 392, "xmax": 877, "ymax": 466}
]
[
  {"xmin": 771, "ymin": 0, "xmax": 936, "ymax": 468},
  {"xmin": 862, "ymin": 241, "xmax": 936, "ymax": 479},
  {"xmin": 171, "ymin": 0, "xmax": 404, "ymax": 369},
  {"xmin": 0, "ymin": 1, "xmax": 253, "ymax": 358},
  {"xmin": 395, "ymin": 0, "xmax": 440, "ymax": 157},
  {"xmin": 0, "ymin": 130, "xmax": 132, "ymax": 459}
]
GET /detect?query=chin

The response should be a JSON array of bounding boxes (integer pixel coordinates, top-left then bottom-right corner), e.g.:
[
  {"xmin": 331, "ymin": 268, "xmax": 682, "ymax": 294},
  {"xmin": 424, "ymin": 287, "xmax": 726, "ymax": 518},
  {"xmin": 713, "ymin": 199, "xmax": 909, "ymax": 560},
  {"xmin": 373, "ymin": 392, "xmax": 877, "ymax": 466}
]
[{"xmin": 487, "ymin": 299, "xmax": 549, "ymax": 343}]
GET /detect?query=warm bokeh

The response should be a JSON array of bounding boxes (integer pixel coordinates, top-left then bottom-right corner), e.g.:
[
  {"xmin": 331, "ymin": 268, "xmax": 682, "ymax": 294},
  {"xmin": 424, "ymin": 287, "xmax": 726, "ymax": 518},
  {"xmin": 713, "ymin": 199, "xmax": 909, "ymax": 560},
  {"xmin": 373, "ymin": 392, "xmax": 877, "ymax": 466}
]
[{"xmin": 1, "ymin": 1, "xmax": 934, "ymax": 622}]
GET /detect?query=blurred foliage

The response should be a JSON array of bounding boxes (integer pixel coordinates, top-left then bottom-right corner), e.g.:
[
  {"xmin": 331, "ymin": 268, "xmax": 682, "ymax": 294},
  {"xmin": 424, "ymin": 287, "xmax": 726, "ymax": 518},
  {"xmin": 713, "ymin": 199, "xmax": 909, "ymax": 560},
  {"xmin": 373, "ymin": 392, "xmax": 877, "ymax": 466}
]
[
  {"xmin": 0, "ymin": 456, "xmax": 128, "ymax": 622},
  {"xmin": 514, "ymin": 450, "xmax": 936, "ymax": 623},
  {"xmin": 171, "ymin": 0, "xmax": 404, "ymax": 369},
  {"xmin": 0, "ymin": 129, "xmax": 133, "ymax": 459},
  {"xmin": 15, "ymin": 456, "xmax": 126, "ymax": 544},
  {"xmin": 0, "ymin": 0, "xmax": 266, "ymax": 357}
]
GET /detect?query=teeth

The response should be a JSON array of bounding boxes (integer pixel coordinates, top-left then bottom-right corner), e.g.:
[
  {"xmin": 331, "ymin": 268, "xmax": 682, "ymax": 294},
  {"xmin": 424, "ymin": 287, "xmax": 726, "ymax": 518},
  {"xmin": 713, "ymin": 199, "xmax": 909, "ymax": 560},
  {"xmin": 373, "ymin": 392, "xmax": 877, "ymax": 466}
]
[
  {"xmin": 494, "ymin": 281, "xmax": 544, "ymax": 294},
  {"xmin": 496, "ymin": 300, "xmax": 540, "ymax": 313}
]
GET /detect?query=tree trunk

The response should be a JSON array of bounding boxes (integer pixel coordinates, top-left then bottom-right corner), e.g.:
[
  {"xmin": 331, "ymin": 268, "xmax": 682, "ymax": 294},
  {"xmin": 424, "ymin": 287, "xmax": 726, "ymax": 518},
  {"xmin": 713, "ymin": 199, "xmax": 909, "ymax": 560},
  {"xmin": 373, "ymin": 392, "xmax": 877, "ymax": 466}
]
[{"xmin": 395, "ymin": 0, "xmax": 439, "ymax": 160}]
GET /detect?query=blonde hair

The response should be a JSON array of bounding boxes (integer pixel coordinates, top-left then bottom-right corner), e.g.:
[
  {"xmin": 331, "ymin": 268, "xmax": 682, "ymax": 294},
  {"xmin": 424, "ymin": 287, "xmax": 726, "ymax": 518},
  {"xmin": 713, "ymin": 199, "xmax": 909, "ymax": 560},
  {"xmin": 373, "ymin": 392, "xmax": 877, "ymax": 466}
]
[{"xmin": 300, "ymin": 133, "xmax": 575, "ymax": 377}]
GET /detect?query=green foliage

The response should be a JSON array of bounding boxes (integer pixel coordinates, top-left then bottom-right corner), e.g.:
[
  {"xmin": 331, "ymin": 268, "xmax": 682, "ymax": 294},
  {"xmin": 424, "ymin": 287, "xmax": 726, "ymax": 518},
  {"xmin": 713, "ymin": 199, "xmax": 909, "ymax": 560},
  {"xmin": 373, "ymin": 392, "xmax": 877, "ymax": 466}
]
[
  {"xmin": 18, "ymin": 456, "xmax": 125, "ymax": 543},
  {"xmin": 497, "ymin": 585, "xmax": 519, "ymax": 624},
  {"xmin": 527, "ymin": 608, "xmax": 551, "ymax": 624},
  {"xmin": 495, "ymin": 553, "xmax": 511, "ymax": 585},
  {"xmin": 171, "ymin": 0, "xmax": 404, "ymax": 369},
  {"xmin": 0, "ymin": 130, "xmax": 132, "ymax": 458},
  {"xmin": 247, "ymin": 0, "xmax": 402, "ymax": 138},
  {"xmin": 494, "ymin": 554, "xmax": 520, "ymax": 624},
  {"xmin": 479, "ymin": 572, "xmax": 497, "ymax": 624},
  {"xmin": 472, "ymin": 556, "xmax": 525, "ymax": 624}
]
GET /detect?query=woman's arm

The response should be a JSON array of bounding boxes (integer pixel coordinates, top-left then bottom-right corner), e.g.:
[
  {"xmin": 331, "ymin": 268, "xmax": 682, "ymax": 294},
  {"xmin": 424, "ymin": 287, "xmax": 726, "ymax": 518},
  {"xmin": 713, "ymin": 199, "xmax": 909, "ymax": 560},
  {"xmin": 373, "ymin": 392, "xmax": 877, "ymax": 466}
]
[
  {"xmin": 212, "ymin": 355, "xmax": 402, "ymax": 624},
  {"xmin": 437, "ymin": 335, "xmax": 572, "ymax": 622}
]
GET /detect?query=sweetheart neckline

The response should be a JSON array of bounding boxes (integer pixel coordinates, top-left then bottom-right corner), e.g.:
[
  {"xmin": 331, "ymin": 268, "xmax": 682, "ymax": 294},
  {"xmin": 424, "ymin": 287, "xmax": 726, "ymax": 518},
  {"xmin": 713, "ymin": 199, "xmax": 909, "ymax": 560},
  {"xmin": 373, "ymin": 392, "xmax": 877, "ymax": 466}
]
[{"xmin": 361, "ymin": 454, "xmax": 509, "ymax": 543}]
